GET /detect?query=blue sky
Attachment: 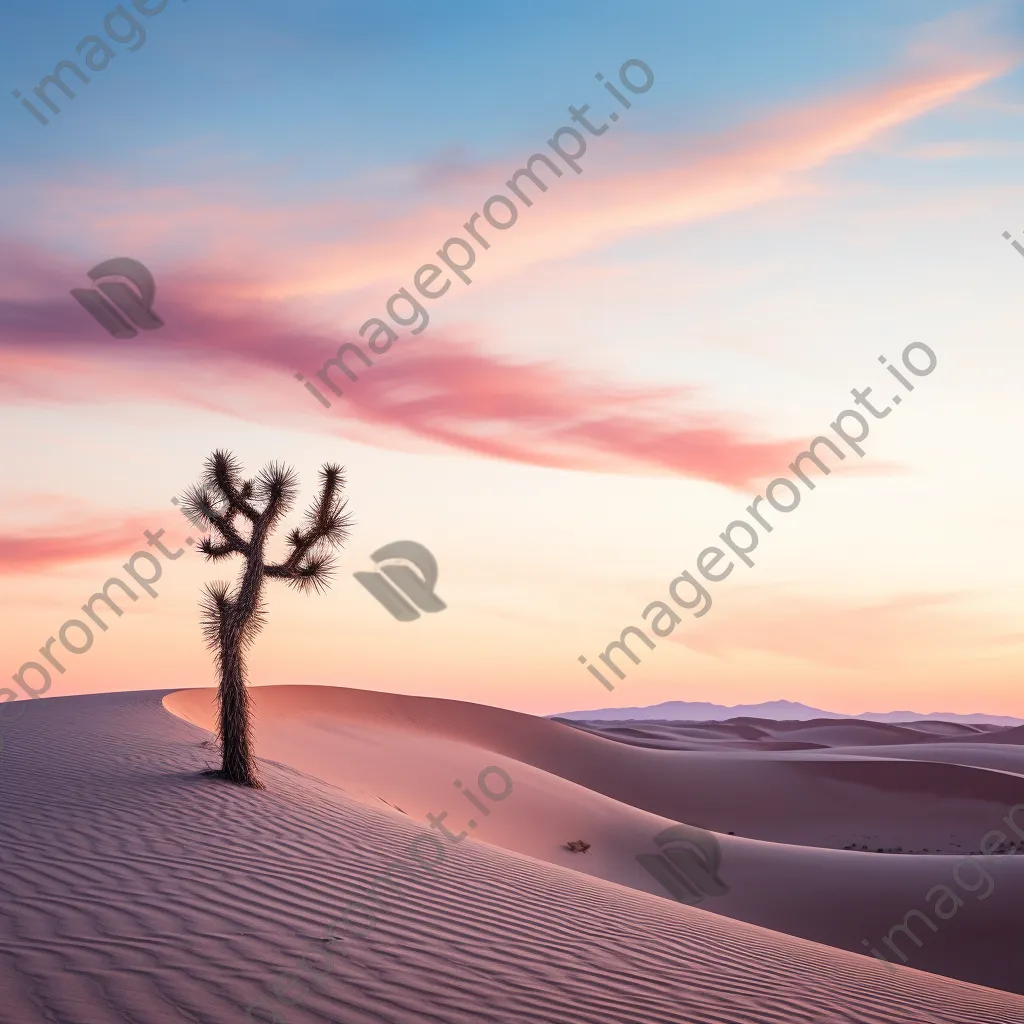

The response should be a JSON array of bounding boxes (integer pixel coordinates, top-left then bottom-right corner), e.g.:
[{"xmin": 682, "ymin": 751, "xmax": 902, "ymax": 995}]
[
  {"xmin": 7, "ymin": 0, "xmax": 1019, "ymax": 178},
  {"xmin": 2, "ymin": 0, "xmax": 1024, "ymax": 718}
]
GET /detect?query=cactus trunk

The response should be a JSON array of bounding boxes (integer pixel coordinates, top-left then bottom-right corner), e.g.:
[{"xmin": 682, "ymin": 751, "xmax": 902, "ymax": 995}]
[{"xmin": 217, "ymin": 631, "xmax": 262, "ymax": 788}]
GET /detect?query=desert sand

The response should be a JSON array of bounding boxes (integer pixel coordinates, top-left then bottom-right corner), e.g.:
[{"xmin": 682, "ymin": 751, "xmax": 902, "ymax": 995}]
[{"xmin": 0, "ymin": 685, "xmax": 1021, "ymax": 1023}]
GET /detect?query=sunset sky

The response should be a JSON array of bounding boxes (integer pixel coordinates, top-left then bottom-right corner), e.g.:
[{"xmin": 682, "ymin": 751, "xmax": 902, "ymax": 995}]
[{"xmin": 2, "ymin": 0, "xmax": 1024, "ymax": 718}]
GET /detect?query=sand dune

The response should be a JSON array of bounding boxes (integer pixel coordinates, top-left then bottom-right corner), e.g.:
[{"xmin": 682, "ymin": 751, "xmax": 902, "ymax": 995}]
[
  {"xmin": 0, "ymin": 687, "xmax": 1022, "ymax": 1023},
  {"xmin": 165, "ymin": 686, "xmax": 1024, "ymax": 997},
  {"xmin": 567, "ymin": 716, "xmax": 1011, "ymax": 749}
]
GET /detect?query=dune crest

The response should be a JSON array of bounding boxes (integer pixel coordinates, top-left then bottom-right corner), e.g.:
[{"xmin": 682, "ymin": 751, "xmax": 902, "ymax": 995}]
[
  {"xmin": 0, "ymin": 688, "xmax": 1020, "ymax": 1023},
  {"xmin": 165, "ymin": 683, "xmax": 1024, "ymax": 999}
]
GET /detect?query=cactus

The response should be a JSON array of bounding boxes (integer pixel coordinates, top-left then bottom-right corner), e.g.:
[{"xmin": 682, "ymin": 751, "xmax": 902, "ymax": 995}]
[{"xmin": 182, "ymin": 450, "xmax": 353, "ymax": 788}]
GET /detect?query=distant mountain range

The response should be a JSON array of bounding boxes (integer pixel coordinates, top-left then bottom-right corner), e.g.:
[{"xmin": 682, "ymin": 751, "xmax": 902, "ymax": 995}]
[{"xmin": 549, "ymin": 699, "xmax": 1024, "ymax": 728}]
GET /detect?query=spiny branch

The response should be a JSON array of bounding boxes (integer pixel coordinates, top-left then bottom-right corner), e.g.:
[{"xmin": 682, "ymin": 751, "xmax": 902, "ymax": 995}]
[
  {"xmin": 255, "ymin": 461, "xmax": 299, "ymax": 526},
  {"xmin": 189, "ymin": 456, "xmax": 352, "ymax": 587},
  {"xmin": 265, "ymin": 464, "xmax": 353, "ymax": 589},
  {"xmin": 290, "ymin": 551, "xmax": 339, "ymax": 595},
  {"xmin": 204, "ymin": 449, "xmax": 260, "ymax": 524},
  {"xmin": 198, "ymin": 537, "xmax": 236, "ymax": 560},
  {"xmin": 181, "ymin": 482, "xmax": 252, "ymax": 556},
  {"xmin": 199, "ymin": 581, "xmax": 232, "ymax": 652}
]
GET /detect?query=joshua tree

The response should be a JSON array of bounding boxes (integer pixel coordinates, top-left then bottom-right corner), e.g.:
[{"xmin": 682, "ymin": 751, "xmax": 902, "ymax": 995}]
[{"xmin": 182, "ymin": 450, "xmax": 353, "ymax": 788}]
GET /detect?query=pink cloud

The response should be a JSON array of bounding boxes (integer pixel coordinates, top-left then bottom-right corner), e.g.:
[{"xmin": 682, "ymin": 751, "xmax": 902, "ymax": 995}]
[
  {"xmin": 336, "ymin": 341, "xmax": 799, "ymax": 486},
  {"xmin": 4, "ymin": 51, "xmax": 1003, "ymax": 488},
  {"xmin": 0, "ymin": 249, "xmax": 800, "ymax": 488},
  {"xmin": 0, "ymin": 514, "xmax": 164, "ymax": 575}
]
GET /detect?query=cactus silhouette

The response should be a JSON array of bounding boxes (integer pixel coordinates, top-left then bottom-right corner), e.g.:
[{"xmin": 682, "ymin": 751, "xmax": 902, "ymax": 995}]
[{"xmin": 182, "ymin": 450, "xmax": 353, "ymax": 788}]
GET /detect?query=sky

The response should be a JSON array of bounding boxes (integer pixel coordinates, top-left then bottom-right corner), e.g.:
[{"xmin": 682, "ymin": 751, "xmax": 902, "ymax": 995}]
[{"xmin": 2, "ymin": 0, "xmax": 1024, "ymax": 718}]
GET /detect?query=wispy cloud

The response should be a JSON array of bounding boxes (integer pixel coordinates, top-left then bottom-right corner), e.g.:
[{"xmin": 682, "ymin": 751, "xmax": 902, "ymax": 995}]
[
  {"xmin": 9, "ymin": 52, "xmax": 1013, "ymax": 304},
  {"xmin": 335, "ymin": 340, "xmax": 800, "ymax": 487},
  {"xmin": 0, "ymin": 514, "xmax": 162, "ymax": 575},
  {"xmin": 0, "ymin": 41, "xmax": 1012, "ymax": 490},
  {"xmin": 0, "ymin": 248, "xmax": 799, "ymax": 488}
]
